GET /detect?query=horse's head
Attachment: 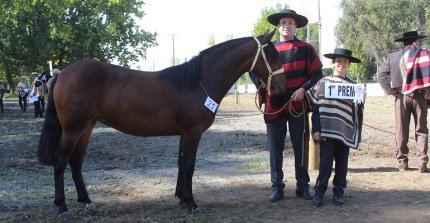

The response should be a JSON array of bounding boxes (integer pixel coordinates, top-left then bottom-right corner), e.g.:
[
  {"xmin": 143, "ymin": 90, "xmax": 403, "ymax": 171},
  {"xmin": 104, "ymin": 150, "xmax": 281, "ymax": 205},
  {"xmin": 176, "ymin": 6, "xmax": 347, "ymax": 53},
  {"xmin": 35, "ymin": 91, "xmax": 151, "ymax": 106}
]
[{"xmin": 250, "ymin": 29, "xmax": 286, "ymax": 96}]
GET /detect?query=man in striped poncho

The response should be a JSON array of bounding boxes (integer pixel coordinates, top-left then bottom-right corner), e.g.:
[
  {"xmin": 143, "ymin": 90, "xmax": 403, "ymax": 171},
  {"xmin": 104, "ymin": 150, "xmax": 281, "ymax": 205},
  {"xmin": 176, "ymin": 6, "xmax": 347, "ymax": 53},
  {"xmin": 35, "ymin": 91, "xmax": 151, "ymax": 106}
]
[
  {"xmin": 251, "ymin": 9, "xmax": 323, "ymax": 203},
  {"xmin": 378, "ymin": 31, "xmax": 428, "ymax": 173},
  {"xmin": 307, "ymin": 48, "xmax": 364, "ymax": 207}
]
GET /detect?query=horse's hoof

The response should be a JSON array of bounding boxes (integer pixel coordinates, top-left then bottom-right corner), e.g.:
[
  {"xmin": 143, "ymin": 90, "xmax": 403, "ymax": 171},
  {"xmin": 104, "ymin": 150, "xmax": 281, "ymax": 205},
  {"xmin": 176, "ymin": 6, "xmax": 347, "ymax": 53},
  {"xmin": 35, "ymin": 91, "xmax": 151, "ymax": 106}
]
[
  {"xmin": 189, "ymin": 207, "xmax": 201, "ymax": 215},
  {"xmin": 57, "ymin": 211, "xmax": 72, "ymax": 220},
  {"xmin": 85, "ymin": 202, "xmax": 96, "ymax": 211},
  {"xmin": 178, "ymin": 200, "xmax": 187, "ymax": 209}
]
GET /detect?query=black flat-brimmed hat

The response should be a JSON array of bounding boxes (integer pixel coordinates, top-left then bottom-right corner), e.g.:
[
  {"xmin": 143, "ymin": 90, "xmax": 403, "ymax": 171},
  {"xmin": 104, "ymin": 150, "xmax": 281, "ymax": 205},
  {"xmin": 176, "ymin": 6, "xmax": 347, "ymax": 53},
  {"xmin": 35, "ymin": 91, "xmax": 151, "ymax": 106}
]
[
  {"xmin": 395, "ymin": 31, "xmax": 427, "ymax": 42},
  {"xmin": 267, "ymin": 9, "xmax": 308, "ymax": 28},
  {"xmin": 323, "ymin": 48, "xmax": 361, "ymax": 63}
]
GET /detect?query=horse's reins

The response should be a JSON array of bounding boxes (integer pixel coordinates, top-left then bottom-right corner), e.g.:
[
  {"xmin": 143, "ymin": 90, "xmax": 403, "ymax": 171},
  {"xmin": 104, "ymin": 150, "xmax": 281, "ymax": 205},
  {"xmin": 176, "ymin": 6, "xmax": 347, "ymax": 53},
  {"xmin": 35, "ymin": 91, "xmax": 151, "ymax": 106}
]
[
  {"xmin": 253, "ymin": 85, "xmax": 307, "ymax": 117},
  {"xmin": 249, "ymin": 37, "xmax": 306, "ymax": 117},
  {"xmin": 200, "ymin": 36, "xmax": 301, "ymax": 116},
  {"xmin": 249, "ymin": 37, "xmax": 284, "ymax": 96},
  {"xmin": 198, "ymin": 36, "xmax": 285, "ymax": 105}
]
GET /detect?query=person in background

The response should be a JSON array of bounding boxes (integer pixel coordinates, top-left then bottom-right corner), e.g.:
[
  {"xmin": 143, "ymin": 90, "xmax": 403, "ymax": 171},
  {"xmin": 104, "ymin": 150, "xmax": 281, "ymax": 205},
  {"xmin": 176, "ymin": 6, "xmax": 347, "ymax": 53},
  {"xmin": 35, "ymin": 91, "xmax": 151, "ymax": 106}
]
[
  {"xmin": 31, "ymin": 73, "xmax": 45, "ymax": 118},
  {"xmin": 46, "ymin": 68, "xmax": 61, "ymax": 97},
  {"xmin": 0, "ymin": 82, "xmax": 5, "ymax": 113},
  {"xmin": 378, "ymin": 31, "xmax": 428, "ymax": 173},
  {"xmin": 251, "ymin": 9, "xmax": 323, "ymax": 202},
  {"xmin": 307, "ymin": 48, "xmax": 364, "ymax": 207},
  {"xmin": 16, "ymin": 77, "xmax": 29, "ymax": 112}
]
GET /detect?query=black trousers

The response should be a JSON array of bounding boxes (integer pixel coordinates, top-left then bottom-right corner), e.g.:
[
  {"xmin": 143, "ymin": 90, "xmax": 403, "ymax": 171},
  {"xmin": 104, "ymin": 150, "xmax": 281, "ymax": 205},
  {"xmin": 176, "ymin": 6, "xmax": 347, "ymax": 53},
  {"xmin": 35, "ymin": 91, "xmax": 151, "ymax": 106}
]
[
  {"xmin": 39, "ymin": 96, "xmax": 45, "ymax": 112},
  {"xmin": 267, "ymin": 114, "xmax": 310, "ymax": 191},
  {"xmin": 314, "ymin": 138, "xmax": 349, "ymax": 198},
  {"xmin": 19, "ymin": 94, "xmax": 27, "ymax": 111},
  {"xmin": 33, "ymin": 96, "xmax": 44, "ymax": 117},
  {"xmin": 0, "ymin": 98, "xmax": 3, "ymax": 112}
]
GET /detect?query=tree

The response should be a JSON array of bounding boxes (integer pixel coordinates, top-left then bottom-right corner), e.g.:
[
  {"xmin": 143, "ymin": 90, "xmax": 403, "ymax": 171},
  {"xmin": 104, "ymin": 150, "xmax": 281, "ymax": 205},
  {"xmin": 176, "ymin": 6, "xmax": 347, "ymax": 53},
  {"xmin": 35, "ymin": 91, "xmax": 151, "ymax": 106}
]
[
  {"xmin": 207, "ymin": 33, "xmax": 216, "ymax": 47},
  {"xmin": 0, "ymin": 0, "xmax": 157, "ymax": 91},
  {"xmin": 422, "ymin": 4, "xmax": 430, "ymax": 47},
  {"xmin": 335, "ymin": 0, "xmax": 429, "ymax": 82},
  {"xmin": 347, "ymin": 42, "xmax": 376, "ymax": 82}
]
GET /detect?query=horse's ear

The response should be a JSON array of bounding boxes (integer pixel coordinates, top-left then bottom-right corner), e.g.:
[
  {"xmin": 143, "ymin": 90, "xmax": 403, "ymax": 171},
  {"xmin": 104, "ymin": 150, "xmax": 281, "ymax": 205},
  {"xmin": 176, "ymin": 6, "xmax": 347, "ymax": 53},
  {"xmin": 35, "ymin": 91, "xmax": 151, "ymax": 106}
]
[{"xmin": 261, "ymin": 29, "xmax": 276, "ymax": 44}]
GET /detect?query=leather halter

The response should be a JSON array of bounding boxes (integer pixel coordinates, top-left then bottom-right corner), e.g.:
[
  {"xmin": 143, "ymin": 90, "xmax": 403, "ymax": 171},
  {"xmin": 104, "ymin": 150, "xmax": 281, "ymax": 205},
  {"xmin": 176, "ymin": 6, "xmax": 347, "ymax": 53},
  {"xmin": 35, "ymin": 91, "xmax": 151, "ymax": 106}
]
[{"xmin": 249, "ymin": 37, "xmax": 285, "ymax": 95}]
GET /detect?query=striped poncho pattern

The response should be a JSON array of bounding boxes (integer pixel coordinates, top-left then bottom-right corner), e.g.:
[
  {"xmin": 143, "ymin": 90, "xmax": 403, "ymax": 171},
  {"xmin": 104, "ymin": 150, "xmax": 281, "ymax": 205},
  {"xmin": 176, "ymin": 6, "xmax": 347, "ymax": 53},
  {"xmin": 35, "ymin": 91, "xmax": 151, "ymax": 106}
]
[
  {"xmin": 403, "ymin": 43, "xmax": 430, "ymax": 94},
  {"xmin": 306, "ymin": 76, "xmax": 364, "ymax": 149},
  {"xmin": 262, "ymin": 38, "xmax": 322, "ymax": 122}
]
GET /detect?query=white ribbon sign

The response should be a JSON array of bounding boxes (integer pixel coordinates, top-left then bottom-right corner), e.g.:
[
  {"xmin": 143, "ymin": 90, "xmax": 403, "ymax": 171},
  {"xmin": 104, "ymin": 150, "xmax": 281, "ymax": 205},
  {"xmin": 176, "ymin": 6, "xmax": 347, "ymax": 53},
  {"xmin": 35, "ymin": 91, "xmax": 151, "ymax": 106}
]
[
  {"xmin": 204, "ymin": 96, "xmax": 219, "ymax": 113},
  {"xmin": 324, "ymin": 83, "xmax": 365, "ymax": 104}
]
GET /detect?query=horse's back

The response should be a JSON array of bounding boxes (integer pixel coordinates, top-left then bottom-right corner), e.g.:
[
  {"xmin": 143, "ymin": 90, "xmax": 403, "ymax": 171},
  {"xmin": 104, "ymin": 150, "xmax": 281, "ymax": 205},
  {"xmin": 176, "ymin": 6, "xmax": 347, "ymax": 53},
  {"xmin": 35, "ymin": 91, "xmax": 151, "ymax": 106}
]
[
  {"xmin": 54, "ymin": 60, "xmax": 154, "ymax": 125},
  {"xmin": 57, "ymin": 60, "xmax": 158, "ymax": 99},
  {"xmin": 53, "ymin": 60, "xmax": 209, "ymax": 136}
]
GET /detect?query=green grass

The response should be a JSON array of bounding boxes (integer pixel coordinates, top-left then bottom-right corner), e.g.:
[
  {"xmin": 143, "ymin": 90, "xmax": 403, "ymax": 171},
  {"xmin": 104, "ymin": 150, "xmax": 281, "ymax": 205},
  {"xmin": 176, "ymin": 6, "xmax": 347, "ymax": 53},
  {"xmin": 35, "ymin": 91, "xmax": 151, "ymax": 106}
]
[
  {"xmin": 242, "ymin": 156, "xmax": 269, "ymax": 173},
  {"xmin": 3, "ymin": 94, "xmax": 18, "ymax": 100},
  {"xmin": 101, "ymin": 173, "xmax": 122, "ymax": 180},
  {"xmin": 20, "ymin": 188, "xmax": 41, "ymax": 200},
  {"xmin": 362, "ymin": 96, "xmax": 394, "ymax": 115},
  {"xmin": 0, "ymin": 190, "xmax": 12, "ymax": 199}
]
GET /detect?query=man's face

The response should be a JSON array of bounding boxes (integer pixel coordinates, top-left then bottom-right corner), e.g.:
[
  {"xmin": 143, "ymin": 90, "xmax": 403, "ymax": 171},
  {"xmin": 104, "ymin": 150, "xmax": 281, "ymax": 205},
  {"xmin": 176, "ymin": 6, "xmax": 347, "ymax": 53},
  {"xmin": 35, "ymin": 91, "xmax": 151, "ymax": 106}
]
[
  {"xmin": 278, "ymin": 17, "xmax": 297, "ymax": 39},
  {"xmin": 415, "ymin": 39, "xmax": 421, "ymax": 47}
]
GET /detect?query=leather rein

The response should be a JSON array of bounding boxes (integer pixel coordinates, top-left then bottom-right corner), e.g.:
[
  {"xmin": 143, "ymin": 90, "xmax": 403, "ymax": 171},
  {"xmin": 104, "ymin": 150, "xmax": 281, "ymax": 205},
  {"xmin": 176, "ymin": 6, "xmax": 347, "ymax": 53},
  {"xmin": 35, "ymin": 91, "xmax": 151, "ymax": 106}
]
[
  {"xmin": 249, "ymin": 37, "xmax": 284, "ymax": 95},
  {"xmin": 249, "ymin": 37, "xmax": 306, "ymax": 117}
]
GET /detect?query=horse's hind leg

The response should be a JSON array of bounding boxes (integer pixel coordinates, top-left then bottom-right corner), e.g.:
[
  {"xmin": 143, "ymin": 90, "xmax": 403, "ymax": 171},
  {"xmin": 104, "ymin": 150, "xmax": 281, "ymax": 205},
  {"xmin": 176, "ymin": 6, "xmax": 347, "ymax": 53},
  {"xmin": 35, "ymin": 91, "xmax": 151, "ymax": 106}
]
[
  {"xmin": 53, "ymin": 132, "xmax": 81, "ymax": 218},
  {"xmin": 69, "ymin": 124, "xmax": 95, "ymax": 210}
]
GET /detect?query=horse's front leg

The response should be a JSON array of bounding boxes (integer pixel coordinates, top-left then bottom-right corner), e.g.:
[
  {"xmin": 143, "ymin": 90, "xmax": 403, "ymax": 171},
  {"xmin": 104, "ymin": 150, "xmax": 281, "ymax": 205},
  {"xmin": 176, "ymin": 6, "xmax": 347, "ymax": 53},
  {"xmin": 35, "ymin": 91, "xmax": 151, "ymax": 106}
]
[
  {"xmin": 175, "ymin": 140, "xmax": 187, "ymax": 209},
  {"xmin": 178, "ymin": 132, "xmax": 202, "ymax": 214}
]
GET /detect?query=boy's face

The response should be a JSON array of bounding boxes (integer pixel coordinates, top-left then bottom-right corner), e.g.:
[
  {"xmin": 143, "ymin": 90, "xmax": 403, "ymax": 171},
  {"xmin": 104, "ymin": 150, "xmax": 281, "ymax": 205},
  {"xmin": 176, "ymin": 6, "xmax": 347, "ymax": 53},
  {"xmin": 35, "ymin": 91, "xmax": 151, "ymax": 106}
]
[{"xmin": 333, "ymin": 57, "xmax": 350, "ymax": 74}]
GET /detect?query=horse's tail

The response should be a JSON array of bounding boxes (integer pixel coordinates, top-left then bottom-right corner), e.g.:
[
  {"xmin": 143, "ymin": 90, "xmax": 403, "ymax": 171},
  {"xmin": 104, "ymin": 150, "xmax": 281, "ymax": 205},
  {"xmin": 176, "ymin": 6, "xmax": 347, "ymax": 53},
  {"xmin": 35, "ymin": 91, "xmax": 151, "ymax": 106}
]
[{"xmin": 37, "ymin": 75, "xmax": 62, "ymax": 165}]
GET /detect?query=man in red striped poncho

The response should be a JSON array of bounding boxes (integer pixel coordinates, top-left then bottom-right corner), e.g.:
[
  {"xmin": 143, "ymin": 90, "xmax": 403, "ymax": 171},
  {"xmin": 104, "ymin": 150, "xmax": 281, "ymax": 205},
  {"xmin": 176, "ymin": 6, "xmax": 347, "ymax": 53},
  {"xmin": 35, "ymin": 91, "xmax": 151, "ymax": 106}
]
[
  {"xmin": 250, "ymin": 9, "xmax": 323, "ymax": 203},
  {"xmin": 378, "ymin": 31, "xmax": 428, "ymax": 173}
]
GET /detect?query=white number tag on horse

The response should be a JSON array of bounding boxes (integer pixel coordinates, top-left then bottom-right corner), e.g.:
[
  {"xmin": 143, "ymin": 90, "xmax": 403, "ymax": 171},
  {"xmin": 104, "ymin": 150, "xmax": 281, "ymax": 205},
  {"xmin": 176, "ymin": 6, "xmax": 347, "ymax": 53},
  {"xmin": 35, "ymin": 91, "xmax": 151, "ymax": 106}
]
[
  {"xmin": 204, "ymin": 96, "xmax": 219, "ymax": 113},
  {"xmin": 324, "ymin": 83, "xmax": 365, "ymax": 104}
]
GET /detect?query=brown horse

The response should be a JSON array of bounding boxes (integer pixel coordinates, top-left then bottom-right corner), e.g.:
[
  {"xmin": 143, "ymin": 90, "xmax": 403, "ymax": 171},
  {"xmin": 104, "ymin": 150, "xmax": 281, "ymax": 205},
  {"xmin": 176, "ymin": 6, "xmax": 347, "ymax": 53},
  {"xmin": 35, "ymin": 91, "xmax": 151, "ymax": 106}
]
[{"xmin": 38, "ymin": 30, "xmax": 286, "ymax": 218}]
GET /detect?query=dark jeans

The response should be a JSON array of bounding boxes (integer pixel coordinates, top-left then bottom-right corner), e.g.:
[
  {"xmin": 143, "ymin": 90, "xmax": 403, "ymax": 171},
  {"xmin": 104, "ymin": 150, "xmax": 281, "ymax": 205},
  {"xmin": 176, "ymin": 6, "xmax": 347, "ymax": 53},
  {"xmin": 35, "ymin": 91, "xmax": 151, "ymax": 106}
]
[
  {"xmin": 33, "ymin": 96, "xmax": 44, "ymax": 117},
  {"xmin": 314, "ymin": 139, "xmax": 349, "ymax": 198},
  {"xmin": 19, "ymin": 94, "xmax": 28, "ymax": 111},
  {"xmin": 0, "ymin": 98, "xmax": 3, "ymax": 113},
  {"xmin": 267, "ymin": 114, "xmax": 310, "ymax": 191},
  {"xmin": 40, "ymin": 96, "xmax": 45, "ymax": 112}
]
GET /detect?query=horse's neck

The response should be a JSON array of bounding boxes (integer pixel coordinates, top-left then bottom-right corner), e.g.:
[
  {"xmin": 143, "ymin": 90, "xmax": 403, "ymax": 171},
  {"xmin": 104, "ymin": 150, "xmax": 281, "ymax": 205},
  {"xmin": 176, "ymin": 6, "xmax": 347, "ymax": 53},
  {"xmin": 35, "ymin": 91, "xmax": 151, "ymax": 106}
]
[{"xmin": 201, "ymin": 46, "xmax": 253, "ymax": 102}]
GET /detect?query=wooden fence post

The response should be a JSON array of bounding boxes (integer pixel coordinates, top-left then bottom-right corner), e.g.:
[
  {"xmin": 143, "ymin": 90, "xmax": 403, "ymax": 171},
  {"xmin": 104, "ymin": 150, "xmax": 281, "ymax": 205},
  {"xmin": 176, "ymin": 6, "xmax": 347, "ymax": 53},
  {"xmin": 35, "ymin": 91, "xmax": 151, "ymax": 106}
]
[{"xmin": 308, "ymin": 112, "xmax": 320, "ymax": 170}]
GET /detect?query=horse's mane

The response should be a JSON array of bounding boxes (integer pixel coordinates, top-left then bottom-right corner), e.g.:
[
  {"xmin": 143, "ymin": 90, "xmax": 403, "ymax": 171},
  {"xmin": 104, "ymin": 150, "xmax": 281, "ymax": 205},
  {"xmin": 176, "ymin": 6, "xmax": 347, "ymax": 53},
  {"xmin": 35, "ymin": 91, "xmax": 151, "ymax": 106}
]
[
  {"xmin": 158, "ymin": 56, "xmax": 202, "ymax": 90},
  {"xmin": 158, "ymin": 37, "xmax": 251, "ymax": 90}
]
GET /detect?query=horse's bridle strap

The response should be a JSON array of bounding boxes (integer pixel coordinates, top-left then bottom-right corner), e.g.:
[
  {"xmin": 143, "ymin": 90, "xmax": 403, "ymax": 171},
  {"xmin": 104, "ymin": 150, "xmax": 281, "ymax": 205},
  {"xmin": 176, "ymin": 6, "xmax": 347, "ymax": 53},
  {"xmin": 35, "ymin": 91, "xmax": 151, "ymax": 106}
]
[
  {"xmin": 249, "ymin": 37, "xmax": 284, "ymax": 94},
  {"xmin": 249, "ymin": 37, "xmax": 267, "ymax": 72}
]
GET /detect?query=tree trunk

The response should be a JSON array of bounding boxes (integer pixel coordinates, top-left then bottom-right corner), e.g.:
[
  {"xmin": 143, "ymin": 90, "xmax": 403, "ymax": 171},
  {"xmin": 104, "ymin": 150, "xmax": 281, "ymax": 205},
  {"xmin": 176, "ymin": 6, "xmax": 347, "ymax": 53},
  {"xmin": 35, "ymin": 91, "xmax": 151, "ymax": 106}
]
[{"xmin": 2, "ymin": 62, "xmax": 15, "ymax": 94}]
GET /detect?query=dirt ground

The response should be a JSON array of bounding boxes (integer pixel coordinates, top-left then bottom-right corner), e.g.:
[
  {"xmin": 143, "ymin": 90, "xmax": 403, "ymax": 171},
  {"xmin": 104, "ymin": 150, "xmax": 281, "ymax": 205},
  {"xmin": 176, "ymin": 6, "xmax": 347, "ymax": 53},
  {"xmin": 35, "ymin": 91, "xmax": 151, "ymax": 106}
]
[{"xmin": 0, "ymin": 95, "xmax": 429, "ymax": 223}]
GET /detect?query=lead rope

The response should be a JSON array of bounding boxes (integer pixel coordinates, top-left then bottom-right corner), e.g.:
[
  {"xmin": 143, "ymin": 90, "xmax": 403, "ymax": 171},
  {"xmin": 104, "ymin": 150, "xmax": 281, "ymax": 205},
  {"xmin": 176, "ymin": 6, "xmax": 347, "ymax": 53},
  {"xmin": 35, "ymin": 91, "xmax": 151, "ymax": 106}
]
[{"xmin": 254, "ymin": 84, "xmax": 307, "ymax": 117}]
